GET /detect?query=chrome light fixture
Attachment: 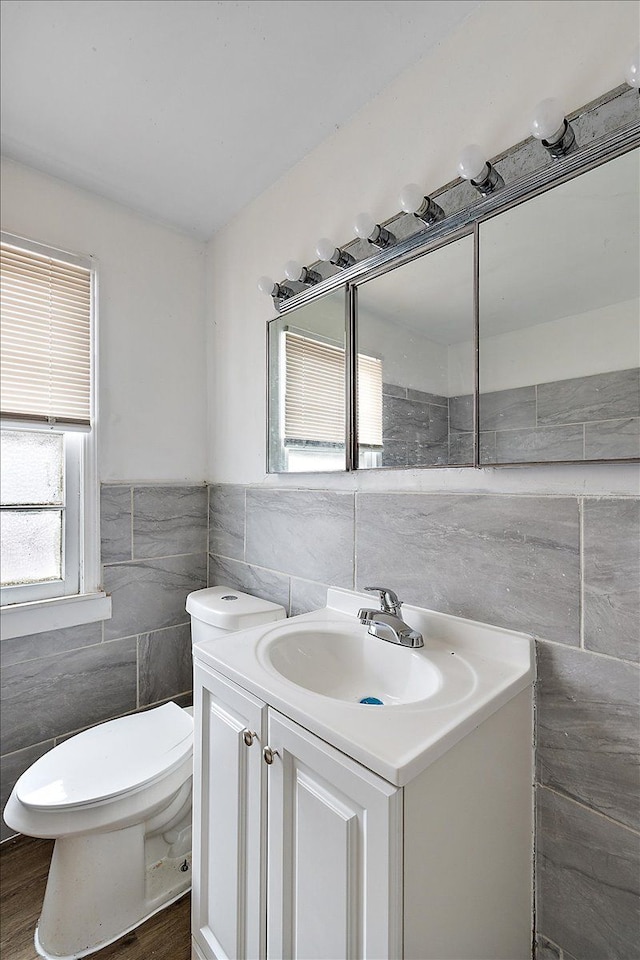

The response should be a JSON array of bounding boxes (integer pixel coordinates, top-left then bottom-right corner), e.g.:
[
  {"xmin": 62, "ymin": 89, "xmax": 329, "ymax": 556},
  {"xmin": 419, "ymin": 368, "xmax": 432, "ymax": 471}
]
[
  {"xmin": 315, "ymin": 237, "xmax": 356, "ymax": 269},
  {"xmin": 399, "ymin": 183, "xmax": 445, "ymax": 225},
  {"xmin": 457, "ymin": 145, "xmax": 504, "ymax": 197},
  {"xmin": 530, "ymin": 98, "xmax": 577, "ymax": 158},
  {"xmin": 283, "ymin": 260, "xmax": 322, "ymax": 286},
  {"xmin": 257, "ymin": 275, "xmax": 294, "ymax": 300},
  {"xmin": 353, "ymin": 212, "xmax": 396, "ymax": 249}
]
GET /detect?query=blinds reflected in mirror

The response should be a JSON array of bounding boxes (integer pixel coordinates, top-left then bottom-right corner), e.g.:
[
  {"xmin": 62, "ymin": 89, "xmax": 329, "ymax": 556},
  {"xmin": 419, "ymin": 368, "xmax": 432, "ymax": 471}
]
[
  {"xmin": 284, "ymin": 331, "xmax": 382, "ymax": 448},
  {"xmin": 357, "ymin": 352, "xmax": 383, "ymax": 447},
  {"xmin": 284, "ymin": 331, "xmax": 344, "ymax": 445}
]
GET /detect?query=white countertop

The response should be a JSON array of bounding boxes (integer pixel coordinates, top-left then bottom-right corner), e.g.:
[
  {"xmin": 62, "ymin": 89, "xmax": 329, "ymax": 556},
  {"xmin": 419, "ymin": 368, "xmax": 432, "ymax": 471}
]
[{"xmin": 193, "ymin": 588, "xmax": 534, "ymax": 786}]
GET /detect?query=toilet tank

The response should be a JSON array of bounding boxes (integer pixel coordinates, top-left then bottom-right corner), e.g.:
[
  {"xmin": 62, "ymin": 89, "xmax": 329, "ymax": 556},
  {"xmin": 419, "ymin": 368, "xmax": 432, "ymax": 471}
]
[{"xmin": 186, "ymin": 585, "xmax": 286, "ymax": 646}]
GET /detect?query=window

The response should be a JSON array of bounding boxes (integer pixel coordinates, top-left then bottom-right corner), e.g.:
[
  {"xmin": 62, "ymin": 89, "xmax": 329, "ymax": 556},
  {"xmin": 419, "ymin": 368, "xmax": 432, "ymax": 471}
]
[
  {"xmin": 283, "ymin": 330, "xmax": 383, "ymax": 471},
  {"xmin": 0, "ymin": 234, "xmax": 99, "ymax": 612}
]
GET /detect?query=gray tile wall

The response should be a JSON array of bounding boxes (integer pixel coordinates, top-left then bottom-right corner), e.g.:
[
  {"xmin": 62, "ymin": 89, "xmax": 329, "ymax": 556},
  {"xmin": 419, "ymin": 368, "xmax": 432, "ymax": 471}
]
[
  {"xmin": 207, "ymin": 483, "xmax": 639, "ymax": 960},
  {"xmin": 0, "ymin": 482, "xmax": 207, "ymax": 842}
]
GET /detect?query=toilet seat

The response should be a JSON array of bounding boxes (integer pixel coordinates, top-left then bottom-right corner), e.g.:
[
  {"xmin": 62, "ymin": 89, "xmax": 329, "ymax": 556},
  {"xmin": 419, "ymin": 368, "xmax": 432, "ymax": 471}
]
[{"xmin": 16, "ymin": 702, "xmax": 193, "ymax": 811}]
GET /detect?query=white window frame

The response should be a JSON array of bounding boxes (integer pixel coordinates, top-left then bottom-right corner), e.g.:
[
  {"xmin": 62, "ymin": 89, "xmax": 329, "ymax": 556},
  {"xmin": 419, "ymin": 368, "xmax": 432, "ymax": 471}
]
[{"xmin": 0, "ymin": 233, "xmax": 109, "ymax": 638}]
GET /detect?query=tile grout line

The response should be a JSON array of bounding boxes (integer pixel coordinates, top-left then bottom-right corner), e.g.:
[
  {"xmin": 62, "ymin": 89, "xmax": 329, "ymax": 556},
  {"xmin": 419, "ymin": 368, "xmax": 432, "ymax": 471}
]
[
  {"xmin": 102, "ymin": 550, "xmax": 209, "ymax": 566},
  {"xmin": 353, "ymin": 490, "xmax": 358, "ymax": 590},
  {"xmin": 243, "ymin": 487, "xmax": 247, "ymax": 563},
  {"xmin": 538, "ymin": 783, "xmax": 640, "ymax": 837},
  {"xmin": 136, "ymin": 634, "xmax": 140, "ymax": 710},
  {"xmin": 579, "ymin": 497, "xmax": 585, "ymax": 650},
  {"xmin": 206, "ymin": 485, "xmax": 210, "ymax": 587},
  {"xmin": 130, "ymin": 485, "xmax": 134, "ymax": 560},
  {"xmin": 536, "ymin": 634, "xmax": 638, "ymax": 667}
]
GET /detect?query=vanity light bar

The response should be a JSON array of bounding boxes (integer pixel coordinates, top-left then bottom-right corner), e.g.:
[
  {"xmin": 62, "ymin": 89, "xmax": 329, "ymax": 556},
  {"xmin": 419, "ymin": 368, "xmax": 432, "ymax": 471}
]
[{"xmin": 260, "ymin": 75, "xmax": 639, "ymax": 308}]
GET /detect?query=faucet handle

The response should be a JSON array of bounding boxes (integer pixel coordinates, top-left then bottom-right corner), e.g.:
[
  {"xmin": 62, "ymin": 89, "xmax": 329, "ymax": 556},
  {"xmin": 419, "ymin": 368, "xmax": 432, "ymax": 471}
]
[{"xmin": 364, "ymin": 586, "xmax": 402, "ymax": 616}]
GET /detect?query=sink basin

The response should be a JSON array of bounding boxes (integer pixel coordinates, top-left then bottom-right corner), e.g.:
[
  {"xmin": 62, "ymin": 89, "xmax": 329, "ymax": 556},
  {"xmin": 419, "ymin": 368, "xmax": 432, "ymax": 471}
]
[{"xmin": 259, "ymin": 622, "xmax": 441, "ymax": 705}]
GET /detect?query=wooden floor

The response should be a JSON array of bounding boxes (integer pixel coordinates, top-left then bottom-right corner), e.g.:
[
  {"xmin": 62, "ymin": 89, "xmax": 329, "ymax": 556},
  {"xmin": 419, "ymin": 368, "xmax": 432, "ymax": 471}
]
[{"xmin": 0, "ymin": 835, "xmax": 191, "ymax": 959}]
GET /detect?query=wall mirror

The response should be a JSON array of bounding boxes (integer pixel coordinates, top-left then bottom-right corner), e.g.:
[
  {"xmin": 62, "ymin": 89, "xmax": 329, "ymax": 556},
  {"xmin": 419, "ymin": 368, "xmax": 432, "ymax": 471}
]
[
  {"xmin": 355, "ymin": 233, "xmax": 475, "ymax": 468},
  {"xmin": 266, "ymin": 88, "xmax": 639, "ymax": 474},
  {"xmin": 267, "ymin": 287, "xmax": 347, "ymax": 472},
  {"xmin": 478, "ymin": 146, "xmax": 639, "ymax": 465}
]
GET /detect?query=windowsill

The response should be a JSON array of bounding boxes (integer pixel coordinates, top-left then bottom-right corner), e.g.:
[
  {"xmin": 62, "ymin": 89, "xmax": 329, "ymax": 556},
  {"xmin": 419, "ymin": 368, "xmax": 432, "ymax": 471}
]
[{"xmin": 0, "ymin": 592, "xmax": 112, "ymax": 641}]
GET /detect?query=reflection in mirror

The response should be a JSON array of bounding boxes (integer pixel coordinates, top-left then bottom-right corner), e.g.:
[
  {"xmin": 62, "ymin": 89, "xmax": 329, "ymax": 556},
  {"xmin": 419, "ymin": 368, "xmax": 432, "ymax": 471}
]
[
  {"xmin": 356, "ymin": 234, "xmax": 475, "ymax": 468},
  {"xmin": 267, "ymin": 288, "xmax": 347, "ymax": 473},
  {"xmin": 479, "ymin": 147, "xmax": 639, "ymax": 464}
]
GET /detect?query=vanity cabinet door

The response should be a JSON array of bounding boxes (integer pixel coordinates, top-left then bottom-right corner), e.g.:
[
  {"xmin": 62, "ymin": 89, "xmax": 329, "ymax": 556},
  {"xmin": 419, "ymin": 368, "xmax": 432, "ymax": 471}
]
[
  {"xmin": 193, "ymin": 664, "xmax": 267, "ymax": 960},
  {"xmin": 265, "ymin": 710, "xmax": 402, "ymax": 960}
]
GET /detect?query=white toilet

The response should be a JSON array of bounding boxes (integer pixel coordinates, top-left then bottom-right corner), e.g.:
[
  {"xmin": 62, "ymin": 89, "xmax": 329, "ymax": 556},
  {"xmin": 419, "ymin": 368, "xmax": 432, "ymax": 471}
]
[{"xmin": 3, "ymin": 586, "xmax": 286, "ymax": 959}]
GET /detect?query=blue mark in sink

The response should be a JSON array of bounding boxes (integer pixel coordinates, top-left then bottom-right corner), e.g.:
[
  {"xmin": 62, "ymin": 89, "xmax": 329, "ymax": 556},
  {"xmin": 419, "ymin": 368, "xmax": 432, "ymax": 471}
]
[{"xmin": 359, "ymin": 696, "xmax": 384, "ymax": 705}]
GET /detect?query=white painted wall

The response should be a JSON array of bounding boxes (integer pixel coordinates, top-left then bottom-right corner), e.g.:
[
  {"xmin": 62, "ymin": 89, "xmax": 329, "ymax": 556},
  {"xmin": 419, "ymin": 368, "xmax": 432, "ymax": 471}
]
[
  {"xmin": 445, "ymin": 298, "xmax": 640, "ymax": 397},
  {"xmin": 478, "ymin": 299, "xmax": 640, "ymax": 394},
  {"xmin": 358, "ymin": 307, "xmax": 451, "ymax": 397},
  {"xmin": 206, "ymin": 0, "xmax": 640, "ymax": 496},
  {"xmin": 1, "ymin": 158, "xmax": 207, "ymax": 482}
]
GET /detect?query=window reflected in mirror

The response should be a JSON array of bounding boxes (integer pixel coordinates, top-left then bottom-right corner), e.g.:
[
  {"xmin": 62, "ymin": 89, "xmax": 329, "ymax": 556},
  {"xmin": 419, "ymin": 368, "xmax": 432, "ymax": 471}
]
[
  {"xmin": 267, "ymin": 289, "xmax": 348, "ymax": 473},
  {"xmin": 479, "ymin": 147, "xmax": 639, "ymax": 464},
  {"xmin": 356, "ymin": 233, "xmax": 475, "ymax": 469}
]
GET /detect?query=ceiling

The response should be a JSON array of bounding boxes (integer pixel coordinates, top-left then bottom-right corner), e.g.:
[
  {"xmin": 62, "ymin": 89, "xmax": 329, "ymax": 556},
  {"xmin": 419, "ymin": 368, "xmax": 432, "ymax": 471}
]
[{"xmin": 1, "ymin": 0, "xmax": 480, "ymax": 240}]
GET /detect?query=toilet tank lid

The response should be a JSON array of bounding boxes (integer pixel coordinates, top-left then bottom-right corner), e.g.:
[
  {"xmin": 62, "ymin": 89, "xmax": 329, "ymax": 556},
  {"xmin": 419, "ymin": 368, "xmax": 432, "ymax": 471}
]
[{"xmin": 186, "ymin": 585, "xmax": 286, "ymax": 630}]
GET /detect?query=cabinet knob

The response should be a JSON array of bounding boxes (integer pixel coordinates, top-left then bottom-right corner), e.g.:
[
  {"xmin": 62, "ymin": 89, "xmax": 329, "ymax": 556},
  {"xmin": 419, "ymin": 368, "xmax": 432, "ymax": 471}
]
[
  {"xmin": 263, "ymin": 746, "xmax": 278, "ymax": 765},
  {"xmin": 243, "ymin": 730, "xmax": 257, "ymax": 747}
]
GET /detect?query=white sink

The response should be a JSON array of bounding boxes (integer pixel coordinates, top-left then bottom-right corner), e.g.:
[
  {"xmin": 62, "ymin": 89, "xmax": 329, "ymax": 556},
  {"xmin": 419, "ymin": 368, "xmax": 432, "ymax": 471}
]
[
  {"xmin": 193, "ymin": 588, "xmax": 533, "ymax": 786},
  {"xmin": 260, "ymin": 622, "xmax": 441, "ymax": 705}
]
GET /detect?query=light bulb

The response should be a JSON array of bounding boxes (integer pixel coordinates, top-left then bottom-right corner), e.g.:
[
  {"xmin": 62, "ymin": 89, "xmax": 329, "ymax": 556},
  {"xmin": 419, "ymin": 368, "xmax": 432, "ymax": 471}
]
[
  {"xmin": 284, "ymin": 260, "xmax": 304, "ymax": 282},
  {"xmin": 530, "ymin": 98, "xmax": 566, "ymax": 142},
  {"xmin": 457, "ymin": 145, "xmax": 488, "ymax": 183},
  {"xmin": 316, "ymin": 238, "xmax": 339, "ymax": 262},
  {"xmin": 399, "ymin": 183, "xmax": 425, "ymax": 215},
  {"xmin": 354, "ymin": 212, "xmax": 377, "ymax": 241},
  {"xmin": 257, "ymin": 275, "xmax": 276, "ymax": 296},
  {"xmin": 625, "ymin": 47, "xmax": 640, "ymax": 88}
]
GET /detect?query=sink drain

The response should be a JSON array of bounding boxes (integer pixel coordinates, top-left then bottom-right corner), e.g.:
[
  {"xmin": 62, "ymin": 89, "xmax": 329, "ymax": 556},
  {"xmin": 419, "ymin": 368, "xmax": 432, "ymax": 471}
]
[{"xmin": 359, "ymin": 696, "xmax": 384, "ymax": 705}]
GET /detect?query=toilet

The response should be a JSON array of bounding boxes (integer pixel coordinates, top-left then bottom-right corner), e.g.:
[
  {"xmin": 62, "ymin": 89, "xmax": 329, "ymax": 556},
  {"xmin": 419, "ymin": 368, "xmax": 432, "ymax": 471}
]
[{"xmin": 3, "ymin": 586, "xmax": 286, "ymax": 959}]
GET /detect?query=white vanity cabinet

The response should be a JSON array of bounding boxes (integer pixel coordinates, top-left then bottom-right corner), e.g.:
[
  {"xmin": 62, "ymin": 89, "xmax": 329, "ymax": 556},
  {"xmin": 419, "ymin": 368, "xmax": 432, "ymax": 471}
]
[
  {"xmin": 191, "ymin": 591, "xmax": 534, "ymax": 960},
  {"xmin": 192, "ymin": 662, "xmax": 402, "ymax": 960}
]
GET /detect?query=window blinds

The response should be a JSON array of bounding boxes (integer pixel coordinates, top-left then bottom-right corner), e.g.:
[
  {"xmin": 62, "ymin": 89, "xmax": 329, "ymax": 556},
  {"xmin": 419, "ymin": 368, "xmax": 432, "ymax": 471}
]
[
  {"xmin": 0, "ymin": 240, "xmax": 92, "ymax": 429},
  {"xmin": 284, "ymin": 331, "xmax": 382, "ymax": 447},
  {"xmin": 356, "ymin": 352, "xmax": 383, "ymax": 447}
]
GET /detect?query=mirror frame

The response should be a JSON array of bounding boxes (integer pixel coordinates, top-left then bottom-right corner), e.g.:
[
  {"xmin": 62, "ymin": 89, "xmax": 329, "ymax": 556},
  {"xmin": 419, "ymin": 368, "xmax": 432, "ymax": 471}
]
[{"xmin": 267, "ymin": 84, "xmax": 640, "ymax": 473}]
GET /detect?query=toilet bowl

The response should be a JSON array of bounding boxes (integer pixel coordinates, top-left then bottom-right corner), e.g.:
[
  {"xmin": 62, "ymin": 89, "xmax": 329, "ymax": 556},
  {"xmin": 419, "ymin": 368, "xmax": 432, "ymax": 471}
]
[{"xmin": 3, "ymin": 586, "xmax": 286, "ymax": 959}]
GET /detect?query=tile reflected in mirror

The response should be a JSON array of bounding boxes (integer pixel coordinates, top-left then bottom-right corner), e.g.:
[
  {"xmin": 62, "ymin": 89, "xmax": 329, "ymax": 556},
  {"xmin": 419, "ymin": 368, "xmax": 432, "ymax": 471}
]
[
  {"xmin": 479, "ymin": 147, "xmax": 640, "ymax": 465},
  {"xmin": 356, "ymin": 233, "xmax": 475, "ymax": 469}
]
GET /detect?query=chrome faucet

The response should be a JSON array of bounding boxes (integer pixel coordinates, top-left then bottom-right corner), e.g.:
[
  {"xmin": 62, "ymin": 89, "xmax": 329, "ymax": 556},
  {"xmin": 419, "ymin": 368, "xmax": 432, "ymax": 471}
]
[{"xmin": 358, "ymin": 587, "xmax": 424, "ymax": 648}]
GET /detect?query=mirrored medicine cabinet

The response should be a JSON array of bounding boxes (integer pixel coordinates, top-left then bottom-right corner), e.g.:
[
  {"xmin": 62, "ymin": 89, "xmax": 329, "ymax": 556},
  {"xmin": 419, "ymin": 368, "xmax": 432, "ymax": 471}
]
[
  {"xmin": 267, "ymin": 100, "xmax": 639, "ymax": 474},
  {"xmin": 478, "ymin": 147, "xmax": 639, "ymax": 465}
]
